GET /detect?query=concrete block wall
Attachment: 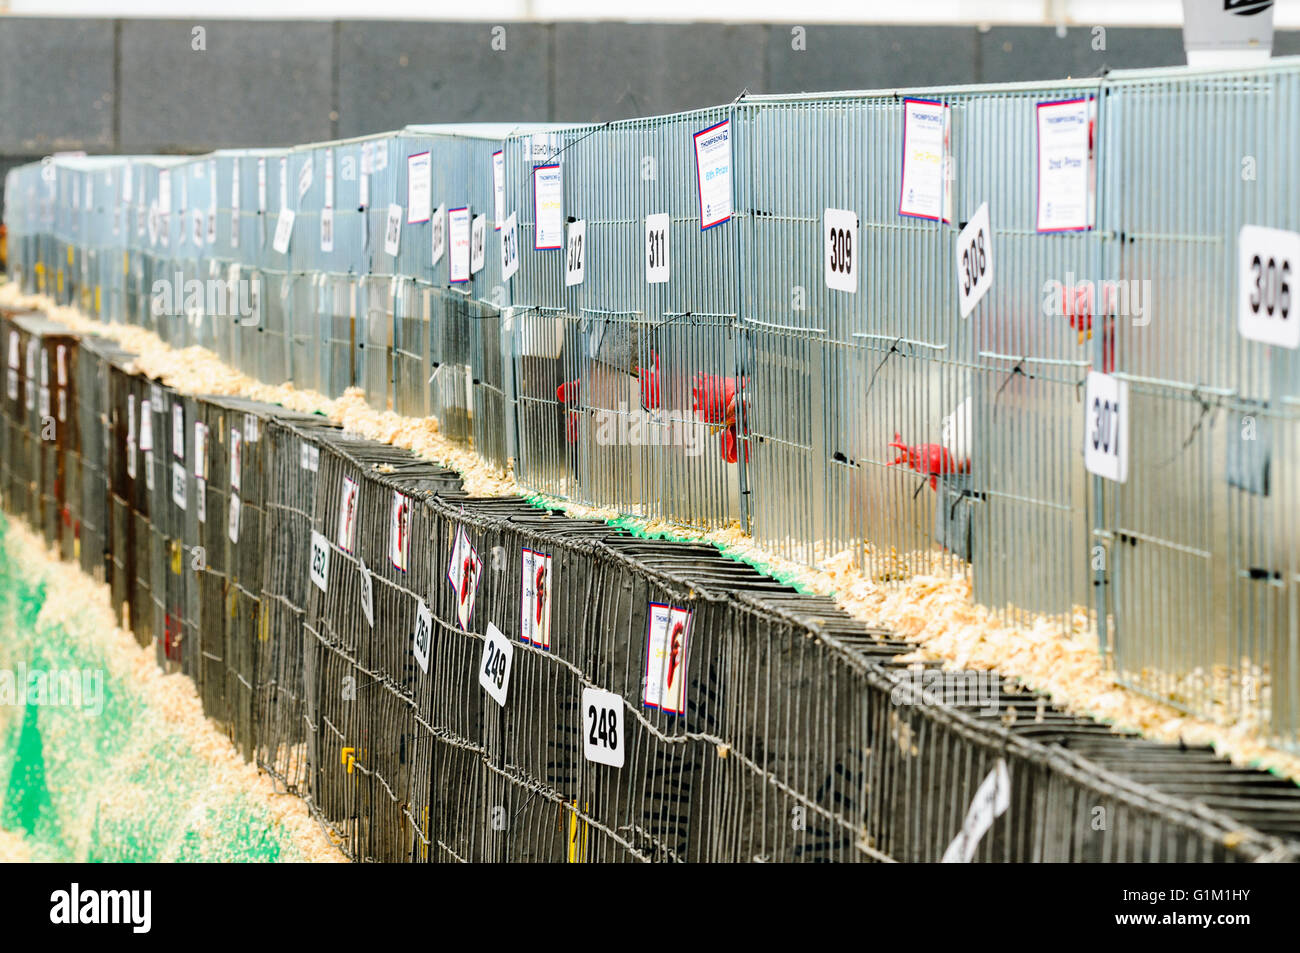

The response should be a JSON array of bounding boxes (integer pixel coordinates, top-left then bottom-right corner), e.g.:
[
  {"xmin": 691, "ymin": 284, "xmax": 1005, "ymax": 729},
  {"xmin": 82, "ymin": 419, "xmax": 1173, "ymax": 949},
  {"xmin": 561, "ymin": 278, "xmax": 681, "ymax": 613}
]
[{"xmin": 3, "ymin": 16, "xmax": 1298, "ymax": 204}]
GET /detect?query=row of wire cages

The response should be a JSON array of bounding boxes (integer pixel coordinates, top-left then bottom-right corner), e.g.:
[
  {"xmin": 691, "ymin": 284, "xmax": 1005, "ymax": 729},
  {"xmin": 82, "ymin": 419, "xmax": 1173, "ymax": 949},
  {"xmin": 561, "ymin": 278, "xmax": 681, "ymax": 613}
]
[{"xmin": 9, "ymin": 60, "xmax": 1300, "ymax": 749}]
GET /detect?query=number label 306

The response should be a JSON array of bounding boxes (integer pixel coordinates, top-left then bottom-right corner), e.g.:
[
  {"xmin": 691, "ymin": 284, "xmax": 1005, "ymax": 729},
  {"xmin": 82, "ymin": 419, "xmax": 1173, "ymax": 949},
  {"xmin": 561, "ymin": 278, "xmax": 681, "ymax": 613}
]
[{"xmin": 1239, "ymin": 225, "xmax": 1300, "ymax": 349}]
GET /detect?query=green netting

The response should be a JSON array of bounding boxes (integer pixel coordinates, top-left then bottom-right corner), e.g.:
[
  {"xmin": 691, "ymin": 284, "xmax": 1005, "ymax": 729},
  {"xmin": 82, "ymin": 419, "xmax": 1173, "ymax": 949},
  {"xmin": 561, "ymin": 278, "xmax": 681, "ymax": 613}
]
[
  {"xmin": 0, "ymin": 511, "xmax": 314, "ymax": 862},
  {"xmin": 523, "ymin": 493, "xmax": 820, "ymax": 595}
]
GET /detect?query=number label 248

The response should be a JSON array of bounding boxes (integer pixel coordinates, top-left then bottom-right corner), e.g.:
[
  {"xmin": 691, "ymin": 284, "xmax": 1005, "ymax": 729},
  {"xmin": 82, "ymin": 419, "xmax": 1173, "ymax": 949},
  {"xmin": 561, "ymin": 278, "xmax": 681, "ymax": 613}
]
[{"xmin": 581, "ymin": 686, "xmax": 625, "ymax": 767}]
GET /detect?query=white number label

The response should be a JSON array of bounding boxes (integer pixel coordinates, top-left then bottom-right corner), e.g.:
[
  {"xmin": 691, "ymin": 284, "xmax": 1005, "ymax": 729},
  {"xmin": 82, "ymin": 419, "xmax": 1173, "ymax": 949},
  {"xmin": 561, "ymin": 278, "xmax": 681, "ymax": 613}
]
[
  {"xmin": 359, "ymin": 558, "xmax": 374, "ymax": 628},
  {"xmin": 272, "ymin": 208, "xmax": 295, "ymax": 255},
  {"xmin": 384, "ymin": 203, "xmax": 402, "ymax": 257},
  {"xmin": 1238, "ymin": 224, "xmax": 1299, "ymax": 348},
  {"xmin": 309, "ymin": 530, "xmax": 331, "ymax": 592},
  {"xmin": 500, "ymin": 211, "xmax": 519, "ymax": 281},
  {"xmin": 824, "ymin": 208, "xmax": 858, "ymax": 293},
  {"xmin": 581, "ymin": 687, "xmax": 625, "ymax": 768},
  {"xmin": 470, "ymin": 214, "xmax": 486, "ymax": 274},
  {"xmin": 956, "ymin": 202, "xmax": 994, "ymax": 318},
  {"xmin": 320, "ymin": 207, "xmax": 334, "ymax": 253},
  {"xmin": 645, "ymin": 213, "xmax": 669, "ymax": 284},
  {"xmin": 1083, "ymin": 371, "xmax": 1128, "ymax": 483},
  {"xmin": 565, "ymin": 219, "xmax": 586, "ymax": 287},
  {"xmin": 431, "ymin": 203, "xmax": 446, "ymax": 266},
  {"xmin": 478, "ymin": 622, "xmax": 513, "ymax": 707}
]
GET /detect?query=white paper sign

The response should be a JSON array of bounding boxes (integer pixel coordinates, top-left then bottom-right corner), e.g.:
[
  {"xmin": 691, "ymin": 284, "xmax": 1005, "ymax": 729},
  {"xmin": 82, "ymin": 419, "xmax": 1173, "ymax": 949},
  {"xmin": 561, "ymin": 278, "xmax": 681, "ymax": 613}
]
[
  {"xmin": 492, "ymin": 150, "xmax": 505, "ymax": 230},
  {"xmin": 384, "ymin": 203, "xmax": 403, "ymax": 257},
  {"xmin": 413, "ymin": 598, "xmax": 433, "ymax": 674},
  {"xmin": 194, "ymin": 421, "xmax": 209, "ymax": 480},
  {"xmin": 230, "ymin": 428, "xmax": 243, "ymax": 491},
  {"xmin": 824, "ymin": 208, "xmax": 858, "ymax": 293},
  {"xmin": 171, "ymin": 461, "xmax": 187, "ymax": 510},
  {"xmin": 230, "ymin": 164, "xmax": 241, "ymax": 249},
  {"xmin": 196, "ymin": 478, "xmax": 206, "ymax": 523},
  {"xmin": 337, "ymin": 476, "xmax": 359, "ymax": 552},
  {"xmin": 533, "ymin": 164, "xmax": 563, "ymax": 250},
  {"xmin": 258, "ymin": 158, "xmax": 267, "ymax": 212},
  {"xmin": 645, "ymin": 212, "xmax": 669, "ymax": 284},
  {"xmin": 167, "ymin": 405, "xmax": 181, "ymax": 459},
  {"xmin": 1083, "ymin": 371, "xmax": 1128, "ymax": 483},
  {"xmin": 957, "ymin": 202, "xmax": 994, "ymax": 318},
  {"xmin": 899, "ymin": 98, "xmax": 950, "ymax": 221},
  {"xmin": 272, "ymin": 208, "xmax": 295, "ymax": 255},
  {"xmin": 500, "ymin": 211, "xmax": 519, "ymax": 281},
  {"xmin": 643, "ymin": 603, "xmax": 692, "ymax": 715},
  {"xmin": 139, "ymin": 399, "xmax": 153, "ymax": 452},
  {"xmin": 479, "ymin": 622, "xmax": 513, "ymax": 707},
  {"xmin": 470, "ymin": 214, "xmax": 486, "ymax": 275},
  {"xmin": 565, "ymin": 219, "xmax": 585, "ymax": 287},
  {"xmin": 359, "ymin": 558, "xmax": 374, "ymax": 628},
  {"xmin": 228, "ymin": 493, "xmax": 241, "ymax": 543},
  {"xmin": 406, "ymin": 151, "xmax": 431, "ymax": 224},
  {"xmin": 323, "ymin": 148, "xmax": 334, "ymax": 209},
  {"xmin": 942, "ymin": 760, "xmax": 1011, "ymax": 863},
  {"xmin": 1238, "ymin": 224, "xmax": 1300, "ymax": 348},
  {"xmin": 581, "ymin": 687, "xmax": 625, "ymax": 768},
  {"xmin": 520, "ymin": 548, "xmax": 553, "ymax": 649},
  {"xmin": 297, "ymin": 156, "xmax": 313, "ymax": 203},
  {"xmin": 389, "ymin": 490, "xmax": 412, "ymax": 572},
  {"xmin": 1036, "ymin": 98, "xmax": 1093, "ymax": 233},
  {"xmin": 448, "ymin": 207, "xmax": 471, "ymax": 282},
  {"xmin": 431, "ymin": 203, "xmax": 446, "ymax": 266},
  {"xmin": 446, "ymin": 525, "xmax": 483, "ymax": 632},
  {"xmin": 692, "ymin": 118, "xmax": 732, "ymax": 229}
]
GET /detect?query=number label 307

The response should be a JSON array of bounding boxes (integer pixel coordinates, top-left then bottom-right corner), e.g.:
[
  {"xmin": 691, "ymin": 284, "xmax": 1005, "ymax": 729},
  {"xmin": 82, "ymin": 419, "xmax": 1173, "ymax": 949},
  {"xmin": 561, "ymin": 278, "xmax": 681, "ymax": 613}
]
[
  {"xmin": 1083, "ymin": 371, "xmax": 1128, "ymax": 483},
  {"xmin": 581, "ymin": 687, "xmax": 625, "ymax": 768}
]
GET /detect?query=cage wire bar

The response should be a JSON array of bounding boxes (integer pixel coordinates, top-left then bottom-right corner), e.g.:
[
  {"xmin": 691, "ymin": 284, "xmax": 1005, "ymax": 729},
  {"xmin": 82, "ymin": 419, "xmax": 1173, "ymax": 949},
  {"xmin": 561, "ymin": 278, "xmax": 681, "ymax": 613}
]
[{"xmin": 8, "ymin": 61, "xmax": 1300, "ymax": 750}]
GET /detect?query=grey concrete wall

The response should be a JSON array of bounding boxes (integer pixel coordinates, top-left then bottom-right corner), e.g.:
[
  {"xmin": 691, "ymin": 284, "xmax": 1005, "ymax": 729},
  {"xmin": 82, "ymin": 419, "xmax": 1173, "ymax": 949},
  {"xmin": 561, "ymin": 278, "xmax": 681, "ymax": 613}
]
[{"xmin": 1, "ymin": 17, "xmax": 1295, "ymax": 198}]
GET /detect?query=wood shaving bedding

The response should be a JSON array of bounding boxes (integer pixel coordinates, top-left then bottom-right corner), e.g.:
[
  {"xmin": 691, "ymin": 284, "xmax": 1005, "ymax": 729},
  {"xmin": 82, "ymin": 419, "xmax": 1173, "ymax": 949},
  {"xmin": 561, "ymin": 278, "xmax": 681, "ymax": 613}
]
[
  {"xmin": 0, "ymin": 516, "xmax": 345, "ymax": 862},
  {"xmin": 5, "ymin": 285, "xmax": 1298, "ymax": 784}
]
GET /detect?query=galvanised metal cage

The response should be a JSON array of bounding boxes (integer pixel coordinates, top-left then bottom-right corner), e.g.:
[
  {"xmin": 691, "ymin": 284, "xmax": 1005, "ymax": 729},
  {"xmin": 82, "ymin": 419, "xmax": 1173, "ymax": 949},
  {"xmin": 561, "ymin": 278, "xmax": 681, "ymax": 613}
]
[{"xmin": 9, "ymin": 61, "xmax": 1300, "ymax": 751}]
